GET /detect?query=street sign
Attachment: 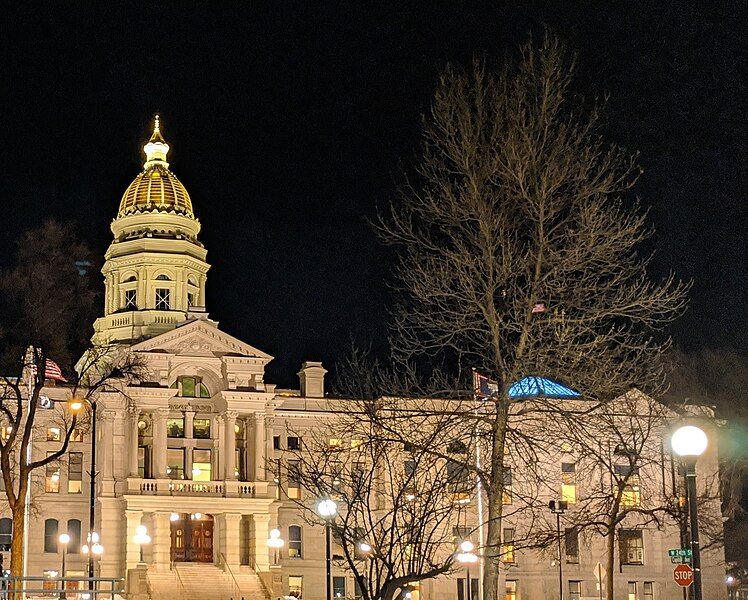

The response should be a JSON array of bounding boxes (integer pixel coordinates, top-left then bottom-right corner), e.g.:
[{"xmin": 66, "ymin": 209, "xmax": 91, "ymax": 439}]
[
  {"xmin": 673, "ymin": 564, "xmax": 694, "ymax": 587},
  {"xmin": 668, "ymin": 548, "xmax": 692, "ymax": 558}
]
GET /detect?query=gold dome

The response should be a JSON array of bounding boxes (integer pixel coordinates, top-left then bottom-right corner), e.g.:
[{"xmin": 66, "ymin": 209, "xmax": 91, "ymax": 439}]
[{"xmin": 117, "ymin": 116, "xmax": 195, "ymax": 218}]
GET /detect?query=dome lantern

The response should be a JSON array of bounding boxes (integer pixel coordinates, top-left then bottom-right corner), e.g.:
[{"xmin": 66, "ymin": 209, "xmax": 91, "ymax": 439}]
[{"xmin": 143, "ymin": 114, "xmax": 170, "ymax": 167}]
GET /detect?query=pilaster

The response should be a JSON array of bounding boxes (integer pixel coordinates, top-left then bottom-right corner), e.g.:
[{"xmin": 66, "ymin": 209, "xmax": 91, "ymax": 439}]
[
  {"xmin": 127, "ymin": 406, "xmax": 140, "ymax": 477},
  {"xmin": 152, "ymin": 511, "xmax": 171, "ymax": 572},
  {"xmin": 221, "ymin": 513, "xmax": 242, "ymax": 568},
  {"xmin": 125, "ymin": 509, "xmax": 144, "ymax": 571},
  {"xmin": 223, "ymin": 411, "xmax": 238, "ymax": 480},
  {"xmin": 152, "ymin": 408, "xmax": 170, "ymax": 478},
  {"xmin": 251, "ymin": 513, "xmax": 271, "ymax": 572}
]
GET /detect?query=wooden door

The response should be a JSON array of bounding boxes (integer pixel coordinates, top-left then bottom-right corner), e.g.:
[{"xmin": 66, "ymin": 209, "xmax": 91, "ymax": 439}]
[
  {"xmin": 170, "ymin": 517, "xmax": 187, "ymax": 562},
  {"xmin": 189, "ymin": 517, "xmax": 213, "ymax": 562}
]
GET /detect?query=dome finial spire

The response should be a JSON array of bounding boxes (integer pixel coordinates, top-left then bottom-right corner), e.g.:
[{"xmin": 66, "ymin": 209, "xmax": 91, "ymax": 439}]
[{"xmin": 143, "ymin": 114, "xmax": 170, "ymax": 167}]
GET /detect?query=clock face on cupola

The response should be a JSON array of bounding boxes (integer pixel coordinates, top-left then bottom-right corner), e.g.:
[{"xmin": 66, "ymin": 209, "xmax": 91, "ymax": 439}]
[{"xmin": 93, "ymin": 116, "xmax": 211, "ymax": 346}]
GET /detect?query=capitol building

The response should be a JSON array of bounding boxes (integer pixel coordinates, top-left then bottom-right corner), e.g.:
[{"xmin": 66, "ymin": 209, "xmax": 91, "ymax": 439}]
[{"xmin": 0, "ymin": 119, "xmax": 727, "ymax": 600}]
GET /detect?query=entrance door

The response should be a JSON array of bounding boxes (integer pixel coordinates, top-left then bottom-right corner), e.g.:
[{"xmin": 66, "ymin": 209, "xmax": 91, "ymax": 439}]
[{"xmin": 170, "ymin": 513, "xmax": 214, "ymax": 563}]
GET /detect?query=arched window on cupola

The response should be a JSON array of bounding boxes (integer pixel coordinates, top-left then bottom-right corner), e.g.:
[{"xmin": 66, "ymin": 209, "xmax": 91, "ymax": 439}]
[
  {"xmin": 171, "ymin": 376, "xmax": 210, "ymax": 398},
  {"xmin": 155, "ymin": 274, "xmax": 171, "ymax": 281}
]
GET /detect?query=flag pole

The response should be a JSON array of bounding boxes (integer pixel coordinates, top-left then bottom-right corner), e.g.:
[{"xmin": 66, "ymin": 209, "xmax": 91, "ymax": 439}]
[
  {"xmin": 23, "ymin": 348, "xmax": 35, "ymax": 596},
  {"xmin": 472, "ymin": 369, "xmax": 485, "ymax": 600}
]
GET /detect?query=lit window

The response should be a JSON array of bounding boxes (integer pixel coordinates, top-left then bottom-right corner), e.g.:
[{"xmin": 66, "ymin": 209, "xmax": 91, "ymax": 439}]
[
  {"xmin": 45, "ymin": 454, "xmax": 60, "ymax": 493},
  {"xmin": 288, "ymin": 575, "xmax": 302, "ymax": 597},
  {"xmin": 44, "ymin": 519, "xmax": 58, "ymax": 552},
  {"xmin": 569, "ymin": 580, "xmax": 581, "ymax": 600},
  {"xmin": 501, "ymin": 528, "xmax": 515, "ymax": 563},
  {"xmin": 288, "ymin": 526, "xmax": 303, "ymax": 558},
  {"xmin": 350, "ymin": 439, "xmax": 363, "ymax": 450},
  {"xmin": 565, "ymin": 527, "xmax": 579, "ymax": 563},
  {"xmin": 167, "ymin": 418, "xmax": 184, "ymax": 438},
  {"xmin": 192, "ymin": 449, "xmax": 212, "ymax": 481},
  {"xmin": 68, "ymin": 452, "xmax": 83, "ymax": 493},
  {"xmin": 167, "ymin": 448, "xmax": 185, "ymax": 480},
  {"xmin": 193, "ymin": 419, "xmax": 211, "ymax": 439},
  {"xmin": 47, "ymin": 427, "xmax": 61, "ymax": 441},
  {"xmin": 124, "ymin": 289, "xmax": 137, "ymax": 309},
  {"xmin": 615, "ymin": 465, "xmax": 641, "ymax": 507},
  {"xmin": 0, "ymin": 426, "xmax": 12, "ymax": 441},
  {"xmin": 505, "ymin": 580, "xmax": 517, "ymax": 600},
  {"xmin": 70, "ymin": 428, "xmax": 84, "ymax": 442},
  {"xmin": 627, "ymin": 582, "xmax": 637, "ymax": 600},
  {"xmin": 0, "ymin": 518, "xmax": 12, "ymax": 551},
  {"xmin": 328, "ymin": 438, "xmax": 342, "ymax": 448},
  {"xmin": 502, "ymin": 467, "xmax": 512, "ymax": 504},
  {"xmin": 287, "ymin": 461, "xmax": 301, "ymax": 499},
  {"xmin": 155, "ymin": 288, "xmax": 171, "ymax": 310},
  {"xmin": 620, "ymin": 530, "xmax": 644, "ymax": 565},
  {"xmin": 561, "ymin": 462, "xmax": 576, "ymax": 503}
]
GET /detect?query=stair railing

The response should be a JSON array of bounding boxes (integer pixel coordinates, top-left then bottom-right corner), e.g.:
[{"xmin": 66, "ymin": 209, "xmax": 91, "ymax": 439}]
[
  {"xmin": 218, "ymin": 552, "xmax": 243, "ymax": 600},
  {"xmin": 170, "ymin": 560, "xmax": 187, "ymax": 596}
]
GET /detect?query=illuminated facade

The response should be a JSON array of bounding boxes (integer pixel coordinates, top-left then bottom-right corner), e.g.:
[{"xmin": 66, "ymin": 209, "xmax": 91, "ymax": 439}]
[{"xmin": 0, "ymin": 119, "xmax": 727, "ymax": 600}]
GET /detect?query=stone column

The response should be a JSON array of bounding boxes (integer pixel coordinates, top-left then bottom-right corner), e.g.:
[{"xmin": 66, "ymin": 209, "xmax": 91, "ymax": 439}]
[
  {"xmin": 254, "ymin": 412, "xmax": 266, "ymax": 481},
  {"xmin": 184, "ymin": 410, "xmax": 195, "ymax": 439},
  {"xmin": 127, "ymin": 406, "xmax": 140, "ymax": 477},
  {"xmin": 100, "ymin": 409, "xmax": 116, "ymax": 480},
  {"xmin": 223, "ymin": 411, "xmax": 238, "ymax": 480},
  {"xmin": 125, "ymin": 509, "xmax": 144, "ymax": 571},
  {"xmin": 251, "ymin": 514, "xmax": 271, "ymax": 572},
  {"xmin": 152, "ymin": 408, "xmax": 170, "ymax": 478},
  {"xmin": 222, "ymin": 513, "xmax": 242, "ymax": 568},
  {"xmin": 152, "ymin": 511, "xmax": 171, "ymax": 572}
]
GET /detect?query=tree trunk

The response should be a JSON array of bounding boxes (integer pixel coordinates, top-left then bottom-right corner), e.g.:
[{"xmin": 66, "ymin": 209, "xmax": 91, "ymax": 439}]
[
  {"xmin": 606, "ymin": 524, "xmax": 616, "ymax": 600},
  {"xmin": 10, "ymin": 502, "xmax": 26, "ymax": 597},
  {"xmin": 483, "ymin": 488, "xmax": 503, "ymax": 600}
]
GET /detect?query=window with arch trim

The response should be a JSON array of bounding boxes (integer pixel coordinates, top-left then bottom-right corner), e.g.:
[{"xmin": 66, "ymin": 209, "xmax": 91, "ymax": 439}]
[
  {"xmin": 44, "ymin": 519, "xmax": 58, "ymax": 553},
  {"xmin": 288, "ymin": 525, "xmax": 303, "ymax": 558},
  {"xmin": 155, "ymin": 274, "xmax": 171, "ymax": 281},
  {"xmin": 171, "ymin": 376, "xmax": 210, "ymax": 398},
  {"xmin": 67, "ymin": 519, "xmax": 81, "ymax": 553},
  {"xmin": 0, "ymin": 518, "xmax": 12, "ymax": 551}
]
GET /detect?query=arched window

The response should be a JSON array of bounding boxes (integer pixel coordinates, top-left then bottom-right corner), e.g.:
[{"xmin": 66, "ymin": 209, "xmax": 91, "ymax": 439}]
[
  {"xmin": 171, "ymin": 376, "xmax": 210, "ymax": 398},
  {"xmin": 123, "ymin": 275, "xmax": 137, "ymax": 283},
  {"xmin": 44, "ymin": 519, "xmax": 58, "ymax": 553},
  {"xmin": 288, "ymin": 525, "xmax": 302, "ymax": 558},
  {"xmin": 155, "ymin": 274, "xmax": 171, "ymax": 281},
  {"xmin": 0, "ymin": 518, "xmax": 12, "ymax": 551},
  {"xmin": 67, "ymin": 519, "xmax": 81, "ymax": 553}
]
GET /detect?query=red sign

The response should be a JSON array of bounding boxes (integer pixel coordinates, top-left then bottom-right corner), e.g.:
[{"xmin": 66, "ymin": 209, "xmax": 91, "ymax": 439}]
[{"xmin": 673, "ymin": 564, "xmax": 694, "ymax": 587}]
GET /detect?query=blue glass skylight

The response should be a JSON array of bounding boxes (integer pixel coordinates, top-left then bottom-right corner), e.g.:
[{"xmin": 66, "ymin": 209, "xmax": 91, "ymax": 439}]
[{"xmin": 507, "ymin": 376, "xmax": 581, "ymax": 399}]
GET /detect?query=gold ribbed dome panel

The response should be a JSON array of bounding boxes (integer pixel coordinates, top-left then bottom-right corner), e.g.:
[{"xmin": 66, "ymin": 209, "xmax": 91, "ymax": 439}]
[{"xmin": 118, "ymin": 164, "xmax": 194, "ymax": 218}]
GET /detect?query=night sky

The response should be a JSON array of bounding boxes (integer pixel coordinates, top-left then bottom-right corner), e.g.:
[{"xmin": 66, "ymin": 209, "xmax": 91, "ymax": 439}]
[{"xmin": 0, "ymin": 3, "xmax": 745, "ymax": 386}]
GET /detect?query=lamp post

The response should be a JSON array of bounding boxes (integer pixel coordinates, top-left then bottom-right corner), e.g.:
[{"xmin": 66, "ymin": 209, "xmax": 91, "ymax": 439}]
[
  {"xmin": 58, "ymin": 533, "xmax": 70, "ymax": 599},
  {"xmin": 549, "ymin": 500, "xmax": 568, "ymax": 600},
  {"xmin": 671, "ymin": 425, "xmax": 708, "ymax": 600},
  {"xmin": 133, "ymin": 525, "xmax": 151, "ymax": 564},
  {"xmin": 267, "ymin": 528, "xmax": 285, "ymax": 566},
  {"xmin": 316, "ymin": 498, "xmax": 338, "ymax": 600},
  {"xmin": 68, "ymin": 397, "xmax": 98, "ymax": 583},
  {"xmin": 456, "ymin": 539, "xmax": 478, "ymax": 600}
]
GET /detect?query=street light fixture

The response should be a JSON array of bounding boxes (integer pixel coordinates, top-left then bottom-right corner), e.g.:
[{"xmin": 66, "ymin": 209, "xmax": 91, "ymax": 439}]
[
  {"xmin": 267, "ymin": 528, "xmax": 285, "ymax": 565},
  {"xmin": 58, "ymin": 533, "xmax": 70, "ymax": 600},
  {"xmin": 316, "ymin": 498, "xmax": 338, "ymax": 600},
  {"xmin": 456, "ymin": 539, "xmax": 478, "ymax": 600},
  {"xmin": 133, "ymin": 525, "xmax": 151, "ymax": 564},
  {"xmin": 549, "ymin": 500, "xmax": 568, "ymax": 600},
  {"xmin": 672, "ymin": 425, "xmax": 708, "ymax": 600}
]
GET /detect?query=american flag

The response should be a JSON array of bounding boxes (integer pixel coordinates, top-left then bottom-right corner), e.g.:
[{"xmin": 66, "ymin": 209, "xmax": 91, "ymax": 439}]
[
  {"xmin": 31, "ymin": 358, "xmax": 68, "ymax": 383},
  {"xmin": 473, "ymin": 369, "xmax": 499, "ymax": 399},
  {"xmin": 532, "ymin": 302, "xmax": 547, "ymax": 313}
]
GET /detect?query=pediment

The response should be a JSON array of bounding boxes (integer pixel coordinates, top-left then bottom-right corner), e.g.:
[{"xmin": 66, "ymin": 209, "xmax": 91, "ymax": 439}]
[{"xmin": 130, "ymin": 319, "xmax": 273, "ymax": 362}]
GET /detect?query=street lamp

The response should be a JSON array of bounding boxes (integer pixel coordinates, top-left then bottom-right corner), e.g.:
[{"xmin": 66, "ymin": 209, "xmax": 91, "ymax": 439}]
[
  {"xmin": 68, "ymin": 396, "xmax": 99, "ymax": 583},
  {"xmin": 267, "ymin": 528, "xmax": 285, "ymax": 565},
  {"xmin": 549, "ymin": 500, "xmax": 568, "ymax": 600},
  {"xmin": 133, "ymin": 525, "xmax": 151, "ymax": 563},
  {"xmin": 58, "ymin": 533, "xmax": 70, "ymax": 599},
  {"xmin": 456, "ymin": 539, "xmax": 478, "ymax": 600},
  {"xmin": 672, "ymin": 425, "xmax": 708, "ymax": 600},
  {"xmin": 316, "ymin": 498, "xmax": 338, "ymax": 600}
]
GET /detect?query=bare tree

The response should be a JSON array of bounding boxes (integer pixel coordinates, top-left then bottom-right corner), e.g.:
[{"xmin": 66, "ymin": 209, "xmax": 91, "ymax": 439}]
[
  {"xmin": 376, "ymin": 33, "xmax": 689, "ymax": 599},
  {"xmin": 280, "ymin": 400, "xmax": 470, "ymax": 600}
]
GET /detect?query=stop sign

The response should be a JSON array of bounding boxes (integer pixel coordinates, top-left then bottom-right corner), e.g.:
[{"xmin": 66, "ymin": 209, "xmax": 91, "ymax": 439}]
[{"xmin": 673, "ymin": 564, "xmax": 694, "ymax": 587}]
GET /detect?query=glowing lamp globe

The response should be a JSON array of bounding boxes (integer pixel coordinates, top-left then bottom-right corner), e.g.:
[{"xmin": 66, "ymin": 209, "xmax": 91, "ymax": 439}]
[
  {"xmin": 267, "ymin": 528, "xmax": 285, "ymax": 549},
  {"xmin": 671, "ymin": 425, "xmax": 708, "ymax": 458},
  {"xmin": 358, "ymin": 542, "xmax": 372, "ymax": 553},
  {"xmin": 316, "ymin": 498, "xmax": 338, "ymax": 518},
  {"xmin": 58, "ymin": 533, "xmax": 70, "ymax": 545}
]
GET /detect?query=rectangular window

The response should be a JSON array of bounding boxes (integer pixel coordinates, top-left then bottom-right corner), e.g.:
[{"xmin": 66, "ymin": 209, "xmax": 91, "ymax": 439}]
[
  {"xmin": 187, "ymin": 292, "xmax": 195, "ymax": 308},
  {"xmin": 288, "ymin": 575, "xmax": 302, "ymax": 596},
  {"xmin": 457, "ymin": 578, "xmax": 479, "ymax": 600},
  {"xmin": 167, "ymin": 448, "xmax": 185, "ymax": 480},
  {"xmin": 288, "ymin": 526, "xmax": 303, "ymax": 558},
  {"xmin": 565, "ymin": 527, "xmax": 579, "ymax": 563},
  {"xmin": 502, "ymin": 467, "xmax": 512, "ymax": 504},
  {"xmin": 44, "ymin": 520, "xmax": 58, "ymax": 553},
  {"xmin": 501, "ymin": 528, "xmax": 515, "ymax": 563},
  {"xmin": 235, "ymin": 448, "xmax": 246, "ymax": 480},
  {"xmin": 404, "ymin": 460, "xmax": 416, "ymax": 478},
  {"xmin": 273, "ymin": 435, "xmax": 281, "ymax": 450},
  {"xmin": 155, "ymin": 288, "xmax": 171, "ymax": 310},
  {"xmin": 45, "ymin": 453, "xmax": 60, "ymax": 493},
  {"xmin": 167, "ymin": 418, "xmax": 184, "ymax": 438},
  {"xmin": 192, "ymin": 418, "xmax": 211, "ymax": 439},
  {"xmin": 192, "ymin": 449, "xmax": 212, "ymax": 481},
  {"xmin": 138, "ymin": 445, "xmax": 150, "ymax": 478},
  {"xmin": 47, "ymin": 427, "xmax": 61, "ymax": 441},
  {"xmin": 569, "ymin": 580, "xmax": 582, "ymax": 600},
  {"xmin": 287, "ymin": 436, "xmax": 300, "ymax": 450},
  {"xmin": 627, "ymin": 582, "xmax": 637, "ymax": 600},
  {"xmin": 124, "ymin": 289, "xmax": 137, "ymax": 309},
  {"xmin": 70, "ymin": 428, "xmax": 83, "ymax": 442},
  {"xmin": 68, "ymin": 452, "xmax": 83, "ymax": 493},
  {"xmin": 620, "ymin": 530, "xmax": 644, "ymax": 565},
  {"xmin": 505, "ymin": 580, "xmax": 517, "ymax": 600},
  {"xmin": 643, "ymin": 582, "xmax": 654, "ymax": 600},
  {"xmin": 288, "ymin": 460, "xmax": 301, "ymax": 499},
  {"xmin": 615, "ymin": 464, "xmax": 641, "ymax": 507},
  {"xmin": 562, "ymin": 462, "xmax": 576, "ymax": 503},
  {"xmin": 333, "ymin": 576, "xmax": 346, "ymax": 598}
]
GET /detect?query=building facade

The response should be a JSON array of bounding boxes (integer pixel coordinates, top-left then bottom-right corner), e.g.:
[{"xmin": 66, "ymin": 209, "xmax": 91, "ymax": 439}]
[{"xmin": 0, "ymin": 119, "xmax": 727, "ymax": 600}]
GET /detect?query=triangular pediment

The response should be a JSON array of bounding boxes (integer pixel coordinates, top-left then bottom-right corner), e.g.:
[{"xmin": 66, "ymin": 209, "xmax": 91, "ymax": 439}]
[{"xmin": 130, "ymin": 318, "xmax": 273, "ymax": 361}]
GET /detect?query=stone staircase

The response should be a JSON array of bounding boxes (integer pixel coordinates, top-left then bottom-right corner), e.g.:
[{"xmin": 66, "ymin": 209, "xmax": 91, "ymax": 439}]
[{"xmin": 147, "ymin": 563, "xmax": 269, "ymax": 600}]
